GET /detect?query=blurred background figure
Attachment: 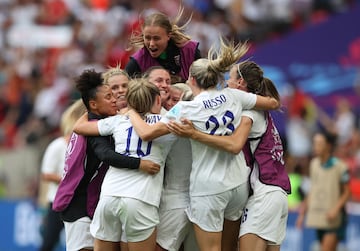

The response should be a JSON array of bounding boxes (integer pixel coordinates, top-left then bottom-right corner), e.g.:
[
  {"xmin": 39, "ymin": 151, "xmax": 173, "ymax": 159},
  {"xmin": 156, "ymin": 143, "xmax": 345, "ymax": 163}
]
[
  {"xmin": 39, "ymin": 99, "xmax": 86, "ymax": 251},
  {"xmin": 317, "ymin": 97, "xmax": 356, "ymax": 155},
  {"xmin": 296, "ymin": 130, "xmax": 351, "ymax": 251},
  {"xmin": 38, "ymin": 99, "xmax": 85, "ymax": 251}
]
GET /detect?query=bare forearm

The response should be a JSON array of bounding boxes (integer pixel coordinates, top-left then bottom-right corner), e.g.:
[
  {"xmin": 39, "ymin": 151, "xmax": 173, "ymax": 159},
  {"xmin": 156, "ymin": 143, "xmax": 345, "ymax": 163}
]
[
  {"xmin": 73, "ymin": 113, "xmax": 100, "ymax": 136},
  {"xmin": 42, "ymin": 173, "xmax": 62, "ymax": 183},
  {"xmin": 128, "ymin": 110, "xmax": 169, "ymax": 141},
  {"xmin": 334, "ymin": 184, "xmax": 350, "ymax": 213},
  {"xmin": 296, "ymin": 196, "xmax": 308, "ymax": 228},
  {"xmin": 255, "ymin": 96, "xmax": 280, "ymax": 110},
  {"xmin": 191, "ymin": 131, "xmax": 240, "ymax": 154},
  {"xmin": 168, "ymin": 116, "xmax": 252, "ymax": 154}
]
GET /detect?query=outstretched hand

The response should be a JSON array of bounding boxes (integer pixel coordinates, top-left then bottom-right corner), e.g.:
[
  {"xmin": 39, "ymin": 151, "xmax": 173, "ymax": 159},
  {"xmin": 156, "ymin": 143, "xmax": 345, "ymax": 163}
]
[
  {"xmin": 326, "ymin": 207, "xmax": 339, "ymax": 222},
  {"xmin": 167, "ymin": 118, "xmax": 195, "ymax": 138},
  {"xmin": 139, "ymin": 159, "xmax": 160, "ymax": 175}
]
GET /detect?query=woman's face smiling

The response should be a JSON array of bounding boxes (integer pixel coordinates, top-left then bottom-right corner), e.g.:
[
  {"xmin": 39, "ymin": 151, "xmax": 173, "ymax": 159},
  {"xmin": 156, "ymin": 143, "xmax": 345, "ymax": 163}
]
[
  {"xmin": 107, "ymin": 74, "xmax": 129, "ymax": 110},
  {"xmin": 143, "ymin": 25, "xmax": 170, "ymax": 58}
]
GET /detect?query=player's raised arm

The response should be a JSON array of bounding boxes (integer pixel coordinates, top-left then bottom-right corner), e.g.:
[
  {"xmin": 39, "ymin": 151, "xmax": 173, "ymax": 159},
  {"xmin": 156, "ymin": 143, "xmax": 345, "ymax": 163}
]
[
  {"xmin": 127, "ymin": 109, "xmax": 169, "ymax": 141},
  {"xmin": 73, "ymin": 113, "xmax": 101, "ymax": 136}
]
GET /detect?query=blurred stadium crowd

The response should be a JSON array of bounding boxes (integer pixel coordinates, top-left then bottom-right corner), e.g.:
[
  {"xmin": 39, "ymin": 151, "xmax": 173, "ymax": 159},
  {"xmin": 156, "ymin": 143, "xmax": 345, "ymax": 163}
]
[{"xmin": 0, "ymin": 0, "xmax": 359, "ymax": 209}]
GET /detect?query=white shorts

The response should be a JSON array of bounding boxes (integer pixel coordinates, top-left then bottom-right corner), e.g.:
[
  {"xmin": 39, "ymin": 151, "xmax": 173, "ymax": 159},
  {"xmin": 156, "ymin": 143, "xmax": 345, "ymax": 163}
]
[
  {"xmin": 186, "ymin": 183, "xmax": 249, "ymax": 232},
  {"xmin": 64, "ymin": 217, "xmax": 94, "ymax": 251},
  {"xmin": 239, "ymin": 190, "xmax": 288, "ymax": 245},
  {"xmin": 90, "ymin": 196, "xmax": 159, "ymax": 242},
  {"xmin": 156, "ymin": 208, "xmax": 192, "ymax": 251}
]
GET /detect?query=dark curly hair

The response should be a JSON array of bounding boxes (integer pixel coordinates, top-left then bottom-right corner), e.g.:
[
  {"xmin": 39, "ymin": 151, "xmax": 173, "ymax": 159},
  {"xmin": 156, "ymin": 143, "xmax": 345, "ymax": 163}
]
[{"xmin": 75, "ymin": 69, "xmax": 103, "ymax": 110}]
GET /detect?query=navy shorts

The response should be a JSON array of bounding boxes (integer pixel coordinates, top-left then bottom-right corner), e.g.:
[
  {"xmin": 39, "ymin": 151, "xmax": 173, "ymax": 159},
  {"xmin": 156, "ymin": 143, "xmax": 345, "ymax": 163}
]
[{"xmin": 316, "ymin": 212, "xmax": 347, "ymax": 242}]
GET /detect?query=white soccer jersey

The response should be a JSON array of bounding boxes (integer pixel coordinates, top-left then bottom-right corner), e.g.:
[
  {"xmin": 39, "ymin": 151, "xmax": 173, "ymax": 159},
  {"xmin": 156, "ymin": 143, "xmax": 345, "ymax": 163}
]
[
  {"xmin": 163, "ymin": 88, "xmax": 257, "ymax": 196},
  {"xmin": 41, "ymin": 137, "xmax": 68, "ymax": 202},
  {"xmin": 97, "ymin": 113, "xmax": 176, "ymax": 207},
  {"xmin": 160, "ymin": 137, "xmax": 192, "ymax": 210}
]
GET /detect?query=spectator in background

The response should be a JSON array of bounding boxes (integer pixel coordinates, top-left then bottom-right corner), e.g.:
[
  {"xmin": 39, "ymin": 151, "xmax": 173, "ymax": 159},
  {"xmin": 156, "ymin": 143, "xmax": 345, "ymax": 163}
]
[
  {"xmin": 39, "ymin": 98, "xmax": 86, "ymax": 251},
  {"xmin": 318, "ymin": 97, "xmax": 356, "ymax": 151},
  {"xmin": 296, "ymin": 130, "xmax": 350, "ymax": 251},
  {"xmin": 349, "ymin": 130, "xmax": 360, "ymax": 202},
  {"xmin": 236, "ymin": 0, "xmax": 293, "ymax": 42},
  {"xmin": 285, "ymin": 85, "xmax": 316, "ymax": 181},
  {"xmin": 286, "ymin": 155, "xmax": 305, "ymax": 211},
  {"xmin": 125, "ymin": 6, "xmax": 201, "ymax": 83}
]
